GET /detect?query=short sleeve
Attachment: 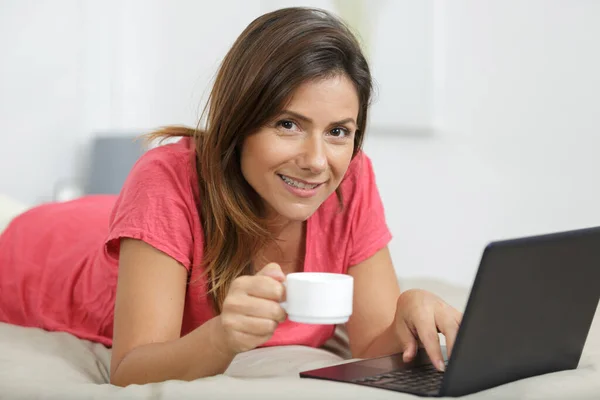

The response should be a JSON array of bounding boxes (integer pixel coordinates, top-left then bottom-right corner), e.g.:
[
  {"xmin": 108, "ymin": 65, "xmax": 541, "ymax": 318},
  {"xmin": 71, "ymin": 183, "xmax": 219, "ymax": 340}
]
[
  {"xmin": 104, "ymin": 146, "xmax": 196, "ymax": 270},
  {"xmin": 347, "ymin": 153, "xmax": 392, "ymax": 267}
]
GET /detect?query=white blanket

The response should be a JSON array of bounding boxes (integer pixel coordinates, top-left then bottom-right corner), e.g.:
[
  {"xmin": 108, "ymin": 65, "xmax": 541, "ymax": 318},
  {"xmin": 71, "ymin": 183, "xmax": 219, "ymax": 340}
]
[{"xmin": 1, "ymin": 196, "xmax": 599, "ymax": 399}]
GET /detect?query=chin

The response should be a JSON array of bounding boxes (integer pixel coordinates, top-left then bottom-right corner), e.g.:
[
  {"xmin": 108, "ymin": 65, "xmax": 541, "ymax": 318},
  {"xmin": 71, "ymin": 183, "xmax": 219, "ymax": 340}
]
[{"xmin": 276, "ymin": 204, "xmax": 320, "ymax": 222}]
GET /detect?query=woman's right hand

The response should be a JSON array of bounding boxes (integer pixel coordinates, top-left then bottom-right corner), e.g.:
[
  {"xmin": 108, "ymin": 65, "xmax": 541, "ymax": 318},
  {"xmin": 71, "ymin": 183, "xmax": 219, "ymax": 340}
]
[{"xmin": 213, "ymin": 263, "xmax": 287, "ymax": 356}]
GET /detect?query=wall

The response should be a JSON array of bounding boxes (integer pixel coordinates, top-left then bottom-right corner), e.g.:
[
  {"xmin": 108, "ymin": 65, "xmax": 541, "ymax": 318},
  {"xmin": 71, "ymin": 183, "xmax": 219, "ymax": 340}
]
[
  {"xmin": 0, "ymin": 0, "xmax": 85, "ymax": 203},
  {"xmin": 0, "ymin": 0, "xmax": 264, "ymax": 202},
  {"xmin": 1, "ymin": 0, "xmax": 599, "ymax": 286},
  {"xmin": 367, "ymin": 0, "xmax": 600, "ymax": 285}
]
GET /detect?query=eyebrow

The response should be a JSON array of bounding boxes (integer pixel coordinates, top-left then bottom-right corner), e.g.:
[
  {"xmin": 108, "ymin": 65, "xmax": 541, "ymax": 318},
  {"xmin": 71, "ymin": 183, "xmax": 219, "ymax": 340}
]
[{"xmin": 280, "ymin": 110, "xmax": 357, "ymax": 128}]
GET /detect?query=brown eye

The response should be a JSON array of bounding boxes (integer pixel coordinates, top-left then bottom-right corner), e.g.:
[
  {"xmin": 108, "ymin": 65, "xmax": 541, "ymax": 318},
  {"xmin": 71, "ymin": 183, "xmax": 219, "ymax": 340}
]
[
  {"xmin": 329, "ymin": 127, "xmax": 349, "ymax": 138},
  {"xmin": 276, "ymin": 120, "xmax": 298, "ymax": 131}
]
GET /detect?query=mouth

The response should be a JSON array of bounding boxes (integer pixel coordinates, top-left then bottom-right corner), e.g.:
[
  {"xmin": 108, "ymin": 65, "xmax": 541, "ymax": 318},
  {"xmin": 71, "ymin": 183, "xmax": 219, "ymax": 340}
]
[{"xmin": 277, "ymin": 174, "xmax": 324, "ymax": 190}]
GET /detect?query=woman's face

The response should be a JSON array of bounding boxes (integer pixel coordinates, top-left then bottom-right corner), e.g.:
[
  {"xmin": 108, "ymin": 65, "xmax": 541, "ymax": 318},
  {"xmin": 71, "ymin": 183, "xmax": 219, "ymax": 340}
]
[{"xmin": 241, "ymin": 74, "xmax": 360, "ymax": 223}]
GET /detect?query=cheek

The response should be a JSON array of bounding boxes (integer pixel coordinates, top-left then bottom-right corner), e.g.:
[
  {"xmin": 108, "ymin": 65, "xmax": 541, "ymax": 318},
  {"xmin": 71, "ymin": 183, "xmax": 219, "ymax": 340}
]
[
  {"xmin": 240, "ymin": 138, "xmax": 282, "ymax": 181},
  {"xmin": 330, "ymin": 148, "xmax": 355, "ymax": 179},
  {"xmin": 240, "ymin": 143, "xmax": 259, "ymax": 184}
]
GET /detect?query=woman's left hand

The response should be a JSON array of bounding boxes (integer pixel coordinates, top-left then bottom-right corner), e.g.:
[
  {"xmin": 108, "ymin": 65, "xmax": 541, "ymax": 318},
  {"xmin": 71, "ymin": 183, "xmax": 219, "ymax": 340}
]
[{"xmin": 393, "ymin": 289, "xmax": 463, "ymax": 372}]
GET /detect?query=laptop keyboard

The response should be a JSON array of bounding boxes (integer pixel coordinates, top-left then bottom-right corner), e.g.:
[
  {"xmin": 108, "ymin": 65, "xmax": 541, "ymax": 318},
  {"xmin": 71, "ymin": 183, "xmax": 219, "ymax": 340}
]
[{"xmin": 350, "ymin": 362, "xmax": 446, "ymax": 394}]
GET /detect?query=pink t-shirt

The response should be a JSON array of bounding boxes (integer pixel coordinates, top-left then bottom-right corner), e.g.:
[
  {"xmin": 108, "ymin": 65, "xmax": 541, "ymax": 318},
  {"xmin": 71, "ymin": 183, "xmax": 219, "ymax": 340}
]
[{"xmin": 0, "ymin": 137, "xmax": 391, "ymax": 348}]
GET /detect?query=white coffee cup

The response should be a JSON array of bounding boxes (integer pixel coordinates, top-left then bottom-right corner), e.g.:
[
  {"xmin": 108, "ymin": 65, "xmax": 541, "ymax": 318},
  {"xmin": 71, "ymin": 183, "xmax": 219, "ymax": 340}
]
[{"xmin": 280, "ymin": 272, "xmax": 354, "ymax": 324}]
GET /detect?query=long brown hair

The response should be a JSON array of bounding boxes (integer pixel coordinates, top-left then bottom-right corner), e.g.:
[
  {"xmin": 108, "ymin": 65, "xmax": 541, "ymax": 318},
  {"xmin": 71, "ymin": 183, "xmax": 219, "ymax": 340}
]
[{"xmin": 148, "ymin": 7, "xmax": 373, "ymax": 313}]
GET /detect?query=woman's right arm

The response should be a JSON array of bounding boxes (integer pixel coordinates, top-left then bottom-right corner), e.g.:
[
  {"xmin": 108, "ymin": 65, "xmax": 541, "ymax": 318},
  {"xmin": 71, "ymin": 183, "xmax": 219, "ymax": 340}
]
[
  {"xmin": 109, "ymin": 238, "xmax": 287, "ymax": 386},
  {"xmin": 109, "ymin": 238, "xmax": 232, "ymax": 385}
]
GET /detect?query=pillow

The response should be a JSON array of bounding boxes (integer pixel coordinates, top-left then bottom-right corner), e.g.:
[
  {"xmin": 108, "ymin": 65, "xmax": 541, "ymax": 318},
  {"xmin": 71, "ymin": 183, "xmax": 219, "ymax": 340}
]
[{"xmin": 0, "ymin": 195, "xmax": 29, "ymax": 233}]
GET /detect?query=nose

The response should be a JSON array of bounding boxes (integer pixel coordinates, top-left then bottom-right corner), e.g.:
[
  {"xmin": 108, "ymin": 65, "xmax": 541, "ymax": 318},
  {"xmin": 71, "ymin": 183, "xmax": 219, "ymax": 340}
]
[{"xmin": 298, "ymin": 134, "xmax": 327, "ymax": 174}]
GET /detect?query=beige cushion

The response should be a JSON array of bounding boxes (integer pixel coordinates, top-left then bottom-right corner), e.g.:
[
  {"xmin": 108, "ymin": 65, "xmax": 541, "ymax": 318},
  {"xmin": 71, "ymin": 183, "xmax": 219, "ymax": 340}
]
[
  {"xmin": 1, "ymin": 278, "xmax": 598, "ymax": 399},
  {"xmin": 1, "ymin": 196, "xmax": 599, "ymax": 399}
]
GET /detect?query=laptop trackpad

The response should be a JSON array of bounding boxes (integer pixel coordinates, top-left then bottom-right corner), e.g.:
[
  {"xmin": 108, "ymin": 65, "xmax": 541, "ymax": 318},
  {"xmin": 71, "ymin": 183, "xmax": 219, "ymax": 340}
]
[
  {"xmin": 308, "ymin": 353, "xmax": 409, "ymax": 381},
  {"xmin": 355, "ymin": 353, "xmax": 414, "ymax": 371},
  {"xmin": 307, "ymin": 362, "xmax": 393, "ymax": 381},
  {"xmin": 301, "ymin": 349, "xmax": 446, "ymax": 381}
]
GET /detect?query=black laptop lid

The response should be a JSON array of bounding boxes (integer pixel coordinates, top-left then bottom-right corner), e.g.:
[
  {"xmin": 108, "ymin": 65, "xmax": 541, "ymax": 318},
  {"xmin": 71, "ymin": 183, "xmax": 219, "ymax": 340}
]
[{"xmin": 441, "ymin": 227, "xmax": 600, "ymax": 397}]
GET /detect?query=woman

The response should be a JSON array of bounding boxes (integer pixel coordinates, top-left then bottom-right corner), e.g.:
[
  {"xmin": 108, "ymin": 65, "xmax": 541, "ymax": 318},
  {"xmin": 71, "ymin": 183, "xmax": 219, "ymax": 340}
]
[{"xmin": 0, "ymin": 7, "xmax": 462, "ymax": 386}]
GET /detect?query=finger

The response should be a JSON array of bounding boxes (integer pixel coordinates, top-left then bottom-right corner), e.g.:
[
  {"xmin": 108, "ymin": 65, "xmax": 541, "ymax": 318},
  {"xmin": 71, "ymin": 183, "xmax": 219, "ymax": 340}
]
[
  {"xmin": 395, "ymin": 321, "xmax": 418, "ymax": 363},
  {"xmin": 437, "ymin": 311, "xmax": 460, "ymax": 359},
  {"xmin": 436, "ymin": 307, "xmax": 460, "ymax": 358},
  {"xmin": 227, "ymin": 295, "xmax": 287, "ymax": 322},
  {"xmin": 403, "ymin": 341, "xmax": 418, "ymax": 363},
  {"xmin": 256, "ymin": 262, "xmax": 286, "ymax": 282},
  {"xmin": 230, "ymin": 330, "xmax": 273, "ymax": 353},
  {"xmin": 226, "ymin": 314, "xmax": 279, "ymax": 336},
  {"xmin": 454, "ymin": 309, "xmax": 464, "ymax": 325},
  {"xmin": 415, "ymin": 318, "xmax": 445, "ymax": 372},
  {"xmin": 242, "ymin": 275, "xmax": 285, "ymax": 302}
]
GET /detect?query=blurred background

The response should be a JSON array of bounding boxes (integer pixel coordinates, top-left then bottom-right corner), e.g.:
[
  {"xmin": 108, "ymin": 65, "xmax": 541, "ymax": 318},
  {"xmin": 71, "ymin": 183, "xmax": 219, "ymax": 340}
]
[{"xmin": 1, "ymin": 0, "xmax": 599, "ymax": 287}]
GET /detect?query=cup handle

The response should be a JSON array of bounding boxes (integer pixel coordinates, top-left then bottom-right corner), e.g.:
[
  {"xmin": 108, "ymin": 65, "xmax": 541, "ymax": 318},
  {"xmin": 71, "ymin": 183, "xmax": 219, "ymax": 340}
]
[{"xmin": 279, "ymin": 281, "xmax": 288, "ymax": 311}]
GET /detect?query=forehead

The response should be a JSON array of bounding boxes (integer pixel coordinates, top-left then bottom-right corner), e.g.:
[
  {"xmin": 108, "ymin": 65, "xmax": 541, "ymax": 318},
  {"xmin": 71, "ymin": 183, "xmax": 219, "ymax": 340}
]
[{"xmin": 282, "ymin": 75, "xmax": 360, "ymax": 122}]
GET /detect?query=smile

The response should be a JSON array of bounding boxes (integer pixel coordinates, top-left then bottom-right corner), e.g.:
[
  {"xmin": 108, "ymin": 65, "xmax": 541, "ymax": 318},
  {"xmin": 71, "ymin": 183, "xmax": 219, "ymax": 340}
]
[{"xmin": 278, "ymin": 174, "xmax": 323, "ymax": 190}]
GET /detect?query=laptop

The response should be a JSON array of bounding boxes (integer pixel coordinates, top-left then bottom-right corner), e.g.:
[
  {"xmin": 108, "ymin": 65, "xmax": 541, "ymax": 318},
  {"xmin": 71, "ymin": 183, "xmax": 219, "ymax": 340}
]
[{"xmin": 300, "ymin": 226, "xmax": 600, "ymax": 397}]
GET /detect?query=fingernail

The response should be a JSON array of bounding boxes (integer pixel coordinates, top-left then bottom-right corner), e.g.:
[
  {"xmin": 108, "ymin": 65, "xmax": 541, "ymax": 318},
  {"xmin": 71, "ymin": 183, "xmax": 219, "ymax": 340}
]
[{"xmin": 437, "ymin": 360, "xmax": 446, "ymax": 372}]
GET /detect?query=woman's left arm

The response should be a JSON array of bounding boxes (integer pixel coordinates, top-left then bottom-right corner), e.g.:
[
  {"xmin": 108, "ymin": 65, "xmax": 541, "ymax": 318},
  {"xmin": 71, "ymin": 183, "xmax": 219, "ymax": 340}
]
[{"xmin": 346, "ymin": 245, "xmax": 463, "ymax": 372}]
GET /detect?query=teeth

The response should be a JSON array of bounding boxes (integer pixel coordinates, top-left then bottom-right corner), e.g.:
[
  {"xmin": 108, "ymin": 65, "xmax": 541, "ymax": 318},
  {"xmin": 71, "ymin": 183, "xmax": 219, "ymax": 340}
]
[{"xmin": 280, "ymin": 175, "xmax": 319, "ymax": 190}]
